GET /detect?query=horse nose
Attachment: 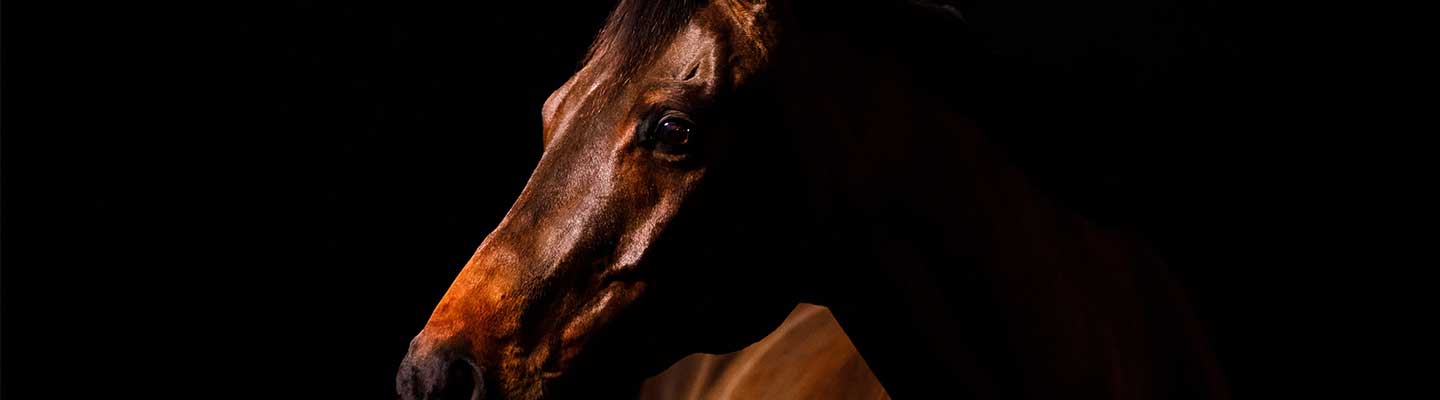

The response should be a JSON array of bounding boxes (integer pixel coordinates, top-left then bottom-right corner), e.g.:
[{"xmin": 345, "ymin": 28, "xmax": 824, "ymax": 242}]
[{"xmin": 397, "ymin": 338, "xmax": 485, "ymax": 400}]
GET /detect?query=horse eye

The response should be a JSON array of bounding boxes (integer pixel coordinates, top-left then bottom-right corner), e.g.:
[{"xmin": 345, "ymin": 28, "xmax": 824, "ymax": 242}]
[{"xmin": 656, "ymin": 117, "xmax": 694, "ymax": 147}]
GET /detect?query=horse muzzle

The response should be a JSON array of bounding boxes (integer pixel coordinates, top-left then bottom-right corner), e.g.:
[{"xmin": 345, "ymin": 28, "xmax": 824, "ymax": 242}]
[{"xmin": 396, "ymin": 335, "xmax": 488, "ymax": 400}]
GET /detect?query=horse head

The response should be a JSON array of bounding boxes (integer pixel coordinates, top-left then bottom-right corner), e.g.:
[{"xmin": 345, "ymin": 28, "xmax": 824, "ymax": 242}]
[{"xmin": 396, "ymin": 1, "xmax": 805, "ymax": 398}]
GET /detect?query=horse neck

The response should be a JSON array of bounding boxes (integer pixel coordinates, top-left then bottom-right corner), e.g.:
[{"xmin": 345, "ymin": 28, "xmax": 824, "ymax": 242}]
[
  {"xmin": 770, "ymin": 33, "xmax": 1227, "ymax": 399},
  {"xmin": 774, "ymin": 33, "xmax": 1087, "ymax": 276}
]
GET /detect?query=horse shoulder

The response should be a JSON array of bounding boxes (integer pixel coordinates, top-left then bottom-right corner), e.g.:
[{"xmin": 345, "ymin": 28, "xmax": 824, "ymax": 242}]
[{"xmin": 641, "ymin": 304, "xmax": 890, "ymax": 400}]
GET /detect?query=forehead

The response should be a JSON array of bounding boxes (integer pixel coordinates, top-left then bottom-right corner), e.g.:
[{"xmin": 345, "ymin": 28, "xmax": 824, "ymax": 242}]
[{"xmin": 540, "ymin": 21, "xmax": 722, "ymax": 138}]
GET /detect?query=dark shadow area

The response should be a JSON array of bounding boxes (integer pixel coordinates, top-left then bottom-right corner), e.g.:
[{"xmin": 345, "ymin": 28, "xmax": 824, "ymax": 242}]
[{"xmin": 4, "ymin": 1, "xmax": 1280, "ymax": 398}]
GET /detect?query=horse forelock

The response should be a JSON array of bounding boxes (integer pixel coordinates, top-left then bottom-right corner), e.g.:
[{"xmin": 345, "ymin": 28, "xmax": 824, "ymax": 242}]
[{"xmin": 584, "ymin": 0, "xmax": 707, "ymax": 76}]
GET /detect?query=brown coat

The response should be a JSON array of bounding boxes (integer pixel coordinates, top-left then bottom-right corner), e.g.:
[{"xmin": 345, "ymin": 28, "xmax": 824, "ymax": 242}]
[{"xmin": 642, "ymin": 304, "xmax": 889, "ymax": 400}]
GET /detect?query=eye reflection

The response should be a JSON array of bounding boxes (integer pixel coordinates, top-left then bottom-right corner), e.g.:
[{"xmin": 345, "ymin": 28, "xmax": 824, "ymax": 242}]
[{"xmin": 657, "ymin": 117, "xmax": 693, "ymax": 147}]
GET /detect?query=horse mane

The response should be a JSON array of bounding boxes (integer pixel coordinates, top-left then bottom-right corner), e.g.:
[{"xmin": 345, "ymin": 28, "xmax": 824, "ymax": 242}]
[{"xmin": 582, "ymin": 0, "xmax": 972, "ymax": 73}]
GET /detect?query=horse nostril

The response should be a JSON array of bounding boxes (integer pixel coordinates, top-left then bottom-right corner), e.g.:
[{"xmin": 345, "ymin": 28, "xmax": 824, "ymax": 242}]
[
  {"xmin": 438, "ymin": 359, "xmax": 482, "ymax": 400},
  {"xmin": 397, "ymin": 349, "xmax": 485, "ymax": 400}
]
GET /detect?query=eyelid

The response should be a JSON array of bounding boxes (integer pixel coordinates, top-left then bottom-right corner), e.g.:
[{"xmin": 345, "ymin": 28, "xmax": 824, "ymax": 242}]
[{"xmin": 659, "ymin": 110, "xmax": 692, "ymax": 123}]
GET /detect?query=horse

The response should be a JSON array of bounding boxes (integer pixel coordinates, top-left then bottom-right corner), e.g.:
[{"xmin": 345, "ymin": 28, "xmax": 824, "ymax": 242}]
[
  {"xmin": 396, "ymin": 0, "xmax": 1229, "ymax": 399},
  {"xmin": 640, "ymin": 304, "xmax": 889, "ymax": 400}
]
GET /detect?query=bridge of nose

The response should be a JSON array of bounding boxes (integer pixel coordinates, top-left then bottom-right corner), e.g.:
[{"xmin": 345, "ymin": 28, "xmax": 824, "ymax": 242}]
[{"xmin": 422, "ymin": 238, "xmax": 535, "ymax": 340}]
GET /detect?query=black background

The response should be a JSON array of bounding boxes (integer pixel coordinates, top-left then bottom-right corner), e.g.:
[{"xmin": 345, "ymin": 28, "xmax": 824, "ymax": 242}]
[{"xmin": 4, "ymin": 0, "xmax": 1291, "ymax": 398}]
